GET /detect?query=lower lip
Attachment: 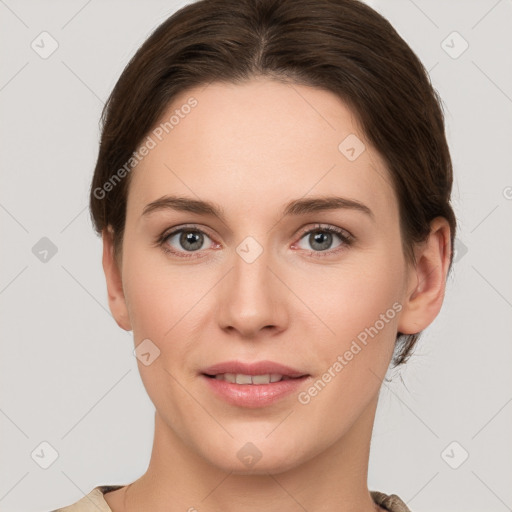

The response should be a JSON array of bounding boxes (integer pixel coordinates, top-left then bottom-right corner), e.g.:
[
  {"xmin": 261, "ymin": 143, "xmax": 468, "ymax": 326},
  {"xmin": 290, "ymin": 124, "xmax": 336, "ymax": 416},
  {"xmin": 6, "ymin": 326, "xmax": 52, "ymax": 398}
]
[{"xmin": 201, "ymin": 374, "xmax": 310, "ymax": 408}]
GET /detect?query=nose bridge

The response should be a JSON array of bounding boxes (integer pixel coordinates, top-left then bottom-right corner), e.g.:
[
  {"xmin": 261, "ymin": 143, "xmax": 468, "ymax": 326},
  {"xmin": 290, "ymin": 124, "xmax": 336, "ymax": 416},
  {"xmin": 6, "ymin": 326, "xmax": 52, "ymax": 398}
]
[
  {"xmin": 217, "ymin": 233, "xmax": 287, "ymax": 335},
  {"xmin": 233, "ymin": 235, "xmax": 271, "ymax": 292},
  {"xmin": 232, "ymin": 233, "xmax": 275, "ymax": 308}
]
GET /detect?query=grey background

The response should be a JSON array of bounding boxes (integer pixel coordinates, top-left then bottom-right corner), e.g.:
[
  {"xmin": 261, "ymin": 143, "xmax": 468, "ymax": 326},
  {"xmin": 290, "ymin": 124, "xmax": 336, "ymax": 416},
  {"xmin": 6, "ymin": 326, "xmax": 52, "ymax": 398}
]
[{"xmin": 1, "ymin": 1, "xmax": 511, "ymax": 511}]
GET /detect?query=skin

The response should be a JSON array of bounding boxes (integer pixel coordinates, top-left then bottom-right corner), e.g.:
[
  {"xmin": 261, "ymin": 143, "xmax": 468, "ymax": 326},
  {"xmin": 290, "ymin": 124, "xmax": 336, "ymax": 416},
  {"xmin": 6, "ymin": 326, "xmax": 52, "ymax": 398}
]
[{"xmin": 101, "ymin": 78, "xmax": 451, "ymax": 512}]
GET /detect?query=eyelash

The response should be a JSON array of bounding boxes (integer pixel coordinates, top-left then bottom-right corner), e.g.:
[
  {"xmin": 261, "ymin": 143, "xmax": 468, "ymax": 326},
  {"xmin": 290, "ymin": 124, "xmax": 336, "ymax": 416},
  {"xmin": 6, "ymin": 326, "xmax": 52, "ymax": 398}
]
[{"xmin": 155, "ymin": 223, "xmax": 354, "ymax": 260}]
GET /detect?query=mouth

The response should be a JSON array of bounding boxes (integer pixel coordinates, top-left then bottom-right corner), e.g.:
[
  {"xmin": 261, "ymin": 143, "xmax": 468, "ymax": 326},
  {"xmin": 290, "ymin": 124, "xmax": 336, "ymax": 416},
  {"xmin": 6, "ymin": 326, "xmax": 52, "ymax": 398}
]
[
  {"xmin": 200, "ymin": 359, "xmax": 308, "ymax": 381},
  {"xmin": 200, "ymin": 360, "xmax": 311, "ymax": 408}
]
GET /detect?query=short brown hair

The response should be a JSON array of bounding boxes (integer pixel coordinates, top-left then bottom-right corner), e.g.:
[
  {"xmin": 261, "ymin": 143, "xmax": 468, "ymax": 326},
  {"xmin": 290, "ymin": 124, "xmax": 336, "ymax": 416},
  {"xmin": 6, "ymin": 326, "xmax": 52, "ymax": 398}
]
[{"xmin": 89, "ymin": 0, "xmax": 457, "ymax": 367}]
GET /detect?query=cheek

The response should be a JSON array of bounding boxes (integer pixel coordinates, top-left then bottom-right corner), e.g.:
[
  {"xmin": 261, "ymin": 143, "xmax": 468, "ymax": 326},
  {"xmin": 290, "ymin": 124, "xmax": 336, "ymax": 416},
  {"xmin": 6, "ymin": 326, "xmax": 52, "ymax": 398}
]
[
  {"xmin": 293, "ymin": 252, "xmax": 406, "ymax": 414},
  {"xmin": 300, "ymin": 254, "xmax": 404, "ymax": 344},
  {"xmin": 121, "ymin": 248, "xmax": 202, "ymax": 409},
  {"xmin": 121, "ymin": 240, "xmax": 199, "ymax": 339},
  {"xmin": 292, "ymin": 258, "xmax": 404, "ymax": 434}
]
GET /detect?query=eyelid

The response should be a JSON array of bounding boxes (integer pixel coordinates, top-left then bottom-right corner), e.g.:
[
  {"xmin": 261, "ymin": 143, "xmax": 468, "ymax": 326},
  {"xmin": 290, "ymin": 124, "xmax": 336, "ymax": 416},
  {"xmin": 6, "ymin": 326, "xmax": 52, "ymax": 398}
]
[
  {"xmin": 294, "ymin": 223, "xmax": 353, "ymax": 242},
  {"xmin": 159, "ymin": 223, "xmax": 217, "ymax": 242}
]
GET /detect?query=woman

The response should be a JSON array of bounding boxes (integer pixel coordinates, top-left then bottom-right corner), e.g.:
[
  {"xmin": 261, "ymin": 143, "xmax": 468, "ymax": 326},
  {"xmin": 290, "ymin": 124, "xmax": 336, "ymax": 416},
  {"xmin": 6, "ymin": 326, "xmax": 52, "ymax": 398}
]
[{"xmin": 52, "ymin": 0, "xmax": 456, "ymax": 510}]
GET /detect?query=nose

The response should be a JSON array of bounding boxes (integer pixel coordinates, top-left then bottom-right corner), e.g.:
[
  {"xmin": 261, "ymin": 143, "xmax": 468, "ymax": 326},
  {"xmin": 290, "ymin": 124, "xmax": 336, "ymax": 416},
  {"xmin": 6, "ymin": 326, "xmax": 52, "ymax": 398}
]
[{"xmin": 216, "ymin": 240, "xmax": 289, "ymax": 339}]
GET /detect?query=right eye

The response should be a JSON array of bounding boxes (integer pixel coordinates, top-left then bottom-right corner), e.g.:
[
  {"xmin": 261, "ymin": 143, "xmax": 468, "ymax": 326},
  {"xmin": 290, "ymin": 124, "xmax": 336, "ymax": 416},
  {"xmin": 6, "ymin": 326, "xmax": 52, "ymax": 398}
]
[{"xmin": 158, "ymin": 225, "xmax": 219, "ymax": 259}]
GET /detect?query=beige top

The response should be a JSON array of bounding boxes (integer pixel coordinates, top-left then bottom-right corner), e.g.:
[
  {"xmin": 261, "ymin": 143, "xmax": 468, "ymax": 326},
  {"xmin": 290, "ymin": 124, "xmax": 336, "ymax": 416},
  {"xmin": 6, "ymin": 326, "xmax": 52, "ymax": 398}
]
[{"xmin": 50, "ymin": 485, "xmax": 412, "ymax": 512}]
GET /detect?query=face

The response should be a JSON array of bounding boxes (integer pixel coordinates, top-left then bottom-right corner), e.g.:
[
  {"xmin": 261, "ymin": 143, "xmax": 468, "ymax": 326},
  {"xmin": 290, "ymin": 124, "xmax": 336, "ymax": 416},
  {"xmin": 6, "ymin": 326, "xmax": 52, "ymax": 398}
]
[{"xmin": 108, "ymin": 78, "xmax": 417, "ymax": 474}]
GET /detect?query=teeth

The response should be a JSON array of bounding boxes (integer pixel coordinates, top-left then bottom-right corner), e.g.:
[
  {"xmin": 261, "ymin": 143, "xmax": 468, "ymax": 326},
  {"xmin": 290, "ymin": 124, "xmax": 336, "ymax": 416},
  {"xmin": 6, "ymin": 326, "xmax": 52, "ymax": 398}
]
[
  {"xmin": 236, "ymin": 373, "xmax": 252, "ymax": 384},
  {"xmin": 213, "ymin": 373, "xmax": 286, "ymax": 384}
]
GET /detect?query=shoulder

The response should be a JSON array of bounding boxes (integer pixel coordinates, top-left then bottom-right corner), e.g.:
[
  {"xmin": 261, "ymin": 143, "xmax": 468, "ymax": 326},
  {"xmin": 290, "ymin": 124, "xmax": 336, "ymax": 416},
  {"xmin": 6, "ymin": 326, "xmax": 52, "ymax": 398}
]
[
  {"xmin": 370, "ymin": 490, "xmax": 412, "ymax": 512},
  {"xmin": 48, "ymin": 485, "xmax": 123, "ymax": 512}
]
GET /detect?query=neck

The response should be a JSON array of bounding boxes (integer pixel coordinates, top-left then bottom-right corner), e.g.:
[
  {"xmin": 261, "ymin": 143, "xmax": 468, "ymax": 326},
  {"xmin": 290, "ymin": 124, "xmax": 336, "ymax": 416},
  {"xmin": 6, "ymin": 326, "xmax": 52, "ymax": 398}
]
[{"xmin": 115, "ymin": 393, "xmax": 383, "ymax": 512}]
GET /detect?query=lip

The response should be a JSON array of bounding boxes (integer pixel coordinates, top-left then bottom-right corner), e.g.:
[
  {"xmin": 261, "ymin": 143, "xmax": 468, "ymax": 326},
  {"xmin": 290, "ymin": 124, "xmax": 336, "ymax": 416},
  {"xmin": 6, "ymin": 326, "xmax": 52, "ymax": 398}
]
[
  {"xmin": 201, "ymin": 360, "xmax": 307, "ymax": 378},
  {"xmin": 201, "ymin": 374, "xmax": 310, "ymax": 408},
  {"xmin": 200, "ymin": 360, "xmax": 310, "ymax": 408}
]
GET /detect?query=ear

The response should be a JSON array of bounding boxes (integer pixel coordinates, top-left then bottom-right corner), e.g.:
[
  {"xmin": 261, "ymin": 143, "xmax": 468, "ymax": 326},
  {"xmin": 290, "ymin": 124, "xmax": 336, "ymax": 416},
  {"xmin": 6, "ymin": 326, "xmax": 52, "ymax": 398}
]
[
  {"xmin": 102, "ymin": 226, "xmax": 132, "ymax": 331},
  {"xmin": 397, "ymin": 217, "xmax": 452, "ymax": 335}
]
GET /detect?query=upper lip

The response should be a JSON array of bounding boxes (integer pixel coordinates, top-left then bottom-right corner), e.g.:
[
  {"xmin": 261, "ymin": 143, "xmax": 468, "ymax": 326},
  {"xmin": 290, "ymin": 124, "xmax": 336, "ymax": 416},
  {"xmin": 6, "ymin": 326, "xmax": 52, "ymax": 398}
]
[{"xmin": 202, "ymin": 360, "xmax": 308, "ymax": 378}]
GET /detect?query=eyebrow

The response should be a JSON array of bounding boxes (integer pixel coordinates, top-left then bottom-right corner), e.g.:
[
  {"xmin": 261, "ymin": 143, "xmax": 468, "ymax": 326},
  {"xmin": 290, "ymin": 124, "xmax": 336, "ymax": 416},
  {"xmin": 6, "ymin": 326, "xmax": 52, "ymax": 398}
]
[{"xmin": 142, "ymin": 195, "xmax": 375, "ymax": 222}]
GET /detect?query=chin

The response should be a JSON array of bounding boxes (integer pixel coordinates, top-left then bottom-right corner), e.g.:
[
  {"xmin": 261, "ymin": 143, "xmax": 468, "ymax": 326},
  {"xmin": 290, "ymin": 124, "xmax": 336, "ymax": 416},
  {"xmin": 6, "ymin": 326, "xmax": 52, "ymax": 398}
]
[
  {"xmin": 196, "ymin": 433, "xmax": 311, "ymax": 476},
  {"xmin": 212, "ymin": 452, "xmax": 304, "ymax": 476}
]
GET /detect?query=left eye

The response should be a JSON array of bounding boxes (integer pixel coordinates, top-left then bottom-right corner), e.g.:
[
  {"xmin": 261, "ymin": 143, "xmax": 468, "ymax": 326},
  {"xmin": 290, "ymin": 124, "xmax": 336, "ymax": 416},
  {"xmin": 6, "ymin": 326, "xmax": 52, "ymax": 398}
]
[{"xmin": 294, "ymin": 225, "xmax": 352, "ymax": 255}]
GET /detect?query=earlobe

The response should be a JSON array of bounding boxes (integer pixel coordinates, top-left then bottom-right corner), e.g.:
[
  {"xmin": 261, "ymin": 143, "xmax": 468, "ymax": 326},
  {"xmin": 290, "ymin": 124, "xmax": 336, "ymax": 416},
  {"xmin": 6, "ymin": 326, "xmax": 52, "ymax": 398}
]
[
  {"xmin": 397, "ymin": 217, "xmax": 451, "ymax": 335},
  {"xmin": 102, "ymin": 226, "xmax": 132, "ymax": 331}
]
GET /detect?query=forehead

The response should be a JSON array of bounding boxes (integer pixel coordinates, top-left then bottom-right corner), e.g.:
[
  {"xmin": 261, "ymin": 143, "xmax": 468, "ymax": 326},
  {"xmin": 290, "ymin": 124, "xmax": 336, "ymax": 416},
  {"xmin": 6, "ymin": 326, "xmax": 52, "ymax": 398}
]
[{"xmin": 126, "ymin": 78, "xmax": 396, "ymax": 221}]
